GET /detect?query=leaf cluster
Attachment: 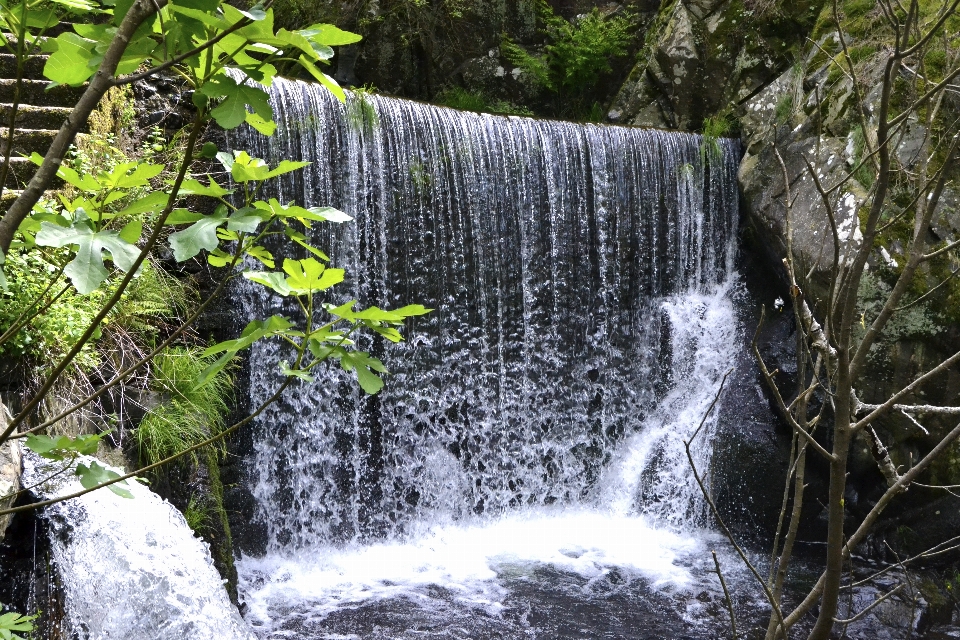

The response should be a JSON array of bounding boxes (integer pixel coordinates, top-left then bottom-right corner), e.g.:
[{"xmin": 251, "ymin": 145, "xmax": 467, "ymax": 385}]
[{"xmin": 502, "ymin": 2, "xmax": 636, "ymax": 103}]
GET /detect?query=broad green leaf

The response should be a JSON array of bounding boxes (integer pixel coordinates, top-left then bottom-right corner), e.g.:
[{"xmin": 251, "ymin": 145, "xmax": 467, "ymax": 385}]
[
  {"xmin": 118, "ymin": 220, "xmax": 142, "ymax": 243},
  {"xmin": 280, "ymin": 257, "xmax": 344, "ymax": 294},
  {"xmin": 229, "ymin": 151, "xmax": 270, "ymax": 183},
  {"xmin": 196, "ymin": 315, "xmax": 293, "ymax": 387},
  {"xmin": 26, "ymin": 433, "xmax": 104, "ymax": 460},
  {"xmin": 243, "ymin": 270, "xmax": 291, "ymax": 295},
  {"xmin": 227, "ymin": 207, "xmax": 265, "ymax": 233},
  {"xmin": 30, "ymin": 152, "xmax": 100, "ymax": 192},
  {"xmin": 340, "ymin": 351, "xmax": 387, "ymax": 394},
  {"xmin": 371, "ymin": 326, "xmax": 403, "ymax": 342},
  {"xmin": 246, "ymin": 245, "xmax": 274, "ymax": 267},
  {"xmin": 170, "ymin": 4, "xmax": 230, "ymax": 29},
  {"xmin": 201, "ymin": 76, "xmax": 273, "ymax": 130},
  {"xmin": 265, "ymin": 160, "xmax": 310, "ymax": 179},
  {"xmin": 105, "ymin": 162, "xmax": 163, "ymax": 188},
  {"xmin": 76, "ymin": 461, "xmax": 134, "ymax": 499},
  {"xmin": 308, "ymin": 206, "xmax": 352, "ymax": 222},
  {"xmin": 298, "ymin": 55, "xmax": 345, "ymax": 102},
  {"xmin": 114, "ymin": 191, "xmax": 169, "ymax": 217},
  {"xmin": 178, "ymin": 177, "xmax": 231, "ymax": 197},
  {"xmin": 207, "ymin": 248, "xmax": 232, "ymax": 268},
  {"xmin": 391, "ymin": 304, "xmax": 432, "ymax": 317},
  {"xmin": 164, "ymin": 209, "xmax": 205, "ymax": 225},
  {"xmin": 302, "ymin": 23, "xmax": 363, "ymax": 46},
  {"xmin": 245, "ymin": 110, "xmax": 276, "ymax": 136},
  {"xmin": 36, "ymin": 221, "xmax": 142, "ymax": 294},
  {"xmin": 44, "ymin": 33, "xmax": 96, "ymax": 86},
  {"xmin": 167, "ymin": 209, "xmax": 228, "ymax": 261}
]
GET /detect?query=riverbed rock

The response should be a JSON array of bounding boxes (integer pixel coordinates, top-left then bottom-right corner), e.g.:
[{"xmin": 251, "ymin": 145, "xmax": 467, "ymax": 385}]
[
  {"xmin": 0, "ymin": 402, "xmax": 20, "ymax": 543},
  {"xmin": 608, "ymin": 0, "xmax": 824, "ymax": 130}
]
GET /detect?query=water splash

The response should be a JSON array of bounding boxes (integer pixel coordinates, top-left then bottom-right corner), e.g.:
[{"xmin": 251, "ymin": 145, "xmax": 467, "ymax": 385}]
[{"xmin": 22, "ymin": 452, "xmax": 254, "ymax": 640}]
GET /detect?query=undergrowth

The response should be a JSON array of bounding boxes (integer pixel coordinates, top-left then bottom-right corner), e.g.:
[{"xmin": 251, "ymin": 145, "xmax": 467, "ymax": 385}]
[{"xmin": 135, "ymin": 347, "xmax": 232, "ymax": 467}]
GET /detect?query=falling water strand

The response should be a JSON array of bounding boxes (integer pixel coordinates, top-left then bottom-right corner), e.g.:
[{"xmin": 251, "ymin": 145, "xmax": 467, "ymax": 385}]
[
  {"xmin": 227, "ymin": 78, "xmax": 742, "ymax": 634},
  {"xmin": 22, "ymin": 453, "xmax": 255, "ymax": 640}
]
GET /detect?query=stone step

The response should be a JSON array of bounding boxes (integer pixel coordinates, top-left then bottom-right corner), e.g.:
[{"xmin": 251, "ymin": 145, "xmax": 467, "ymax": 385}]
[
  {"xmin": 0, "ymin": 128, "xmax": 61, "ymax": 156},
  {"xmin": 0, "ymin": 104, "xmax": 74, "ymax": 131},
  {"xmin": 0, "ymin": 156, "xmax": 64, "ymax": 189},
  {"xmin": 0, "ymin": 54, "xmax": 49, "ymax": 80},
  {"xmin": 0, "ymin": 79, "xmax": 86, "ymax": 108}
]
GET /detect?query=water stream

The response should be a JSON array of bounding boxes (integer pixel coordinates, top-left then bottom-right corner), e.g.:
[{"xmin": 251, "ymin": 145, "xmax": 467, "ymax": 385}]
[{"xmin": 227, "ymin": 79, "xmax": 745, "ymax": 638}]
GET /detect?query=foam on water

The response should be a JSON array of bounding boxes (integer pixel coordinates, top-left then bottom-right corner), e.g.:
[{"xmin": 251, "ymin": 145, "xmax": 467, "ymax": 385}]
[
  {"xmin": 22, "ymin": 452, "xmax": 254, "ymax": 640},
  {"xmin": 239, "ymin": 509, "xmax": 706, "ymax": 631}
]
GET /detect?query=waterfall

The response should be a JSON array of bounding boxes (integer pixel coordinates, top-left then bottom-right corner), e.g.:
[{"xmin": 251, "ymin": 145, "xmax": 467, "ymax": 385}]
[
  {"xmin": 21, "ymin": 452, "xmax": 254, "ymax": 639},
  {"xmin": 227, "ymin": 78, "xmax": 742, "ymax": 636}
]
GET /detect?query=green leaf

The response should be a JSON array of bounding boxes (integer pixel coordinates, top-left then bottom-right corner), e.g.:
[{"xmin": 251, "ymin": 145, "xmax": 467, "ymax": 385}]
[
  {"xmin": 245, "ymin": 110, "xmax": 276, "ymax": 136},
  {"xmin": 44, "ymin": 32, "xmax": 96, "ymax": 86},
  {"xmin": 370, "ymin": 325, "xmax": 403, "ymax": 343},
  {"xmin": 167, "ymin": 209, "xmax": 228, "ymax": 261},
  {"xmin": 104, "ymin": 162, "xmax": 164, "ymax": 188},
  {"xmin": 265, "ymin": 160, "xmax": 311, "ymax": 179},
  {"xmin": 25, "ymin": 433, "xmax": 104, "ymax": 460},
  {"xmin": 340, "ymin": 351, "xmax": 386, "ymax": 394},
  {"xmin": 178, "ymin": 176, "xmax": 231, "ymax": 197},
  {"xmin": 279, "ymin": 360, "xmax": 314, "ymax": 382},
  {"xmin": 114, "ymin": 191, "xmax": 169, "ymax": 217},
  {"xmin": 280, "ymin": 257, "xmax": 344, "ymax": 294},
  {"xmin": 76, "ymin": 461, "xmax": 134, "ymax": 499},
  {"xmin": 227, "ymin": 207, "xmax": 265, "ymax": 233},
  {"xmin": 243, "ymin": 270, "xmax": 291, "ymax": 295},
  {"xmin": 298, "ymin": 55, "xmax": 345, "ymax": 102},
  {"xmin": 302, "ymin": 23, "xmax": 363, "ymax": 46},
  {"xmin": 229, "ymin": 151, "xmax": 270, "ymax": 183},
  {"xmin": 118, "ymin": 220, "xmax": 142, "ymax": 243},
  {"xmin": 36, "ymin": 221, "xmax": 142, "ymax": 294},
  {"xmin": 196, "ymin": 315, "xmax": 294, "ymax": 387},
  {"xmin": 201, "ymin": 76, "xmax": 273, "ymax": 130},
  {"xmin": 308, "ymin": 206, "xmax": 352, "ymax": 222},
  {"xmin": 30, "ymin": 152, "xmax": 101, "ymax": 192},
  {"xmin": 246, "ymin": 245, "xmax": 275, "ymax": 267}
]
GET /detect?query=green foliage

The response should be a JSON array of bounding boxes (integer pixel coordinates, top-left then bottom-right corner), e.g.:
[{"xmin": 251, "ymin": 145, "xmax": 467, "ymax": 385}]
[
  {"xmin": 433, "ymin": 87, "xmax": 536, "ymax": 117},
  {"xmin": 502, "ymin": 2, "xmax": 636, "ymax": 117},
  {"xmin": 774, "ymin": 93, "xmax": 794, "ymax": 125},
  {"xmin": 183, "ymin": 493, "xmax": 210, "ymax": 534},
  {"xmin": 0, "ymin": 0, "xmax": 428, "ymax": 507},
  {"xmin": 0, "ymin": 248, "xmax": 102, "ymax": 368},
  {"xmin": 135, "ymin": 347, "xmax": 232, "ymax": 466},
  {"xmin": 27, "ymin": 431, "xmax": 135, "ymax": 498},
  {"xmin": 0, "ymin": 608, "xmax": 37, "ymax": 640}
]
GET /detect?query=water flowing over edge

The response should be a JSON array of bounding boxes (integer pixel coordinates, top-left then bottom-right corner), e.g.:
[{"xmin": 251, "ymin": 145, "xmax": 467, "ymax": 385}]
[
  {"xmin": 225, "ymin": 77, "xmax": 744, "ymax": 634},
  {"xmin": 22, "ymin": 452, "xmax": 254, "ymax": 640}
]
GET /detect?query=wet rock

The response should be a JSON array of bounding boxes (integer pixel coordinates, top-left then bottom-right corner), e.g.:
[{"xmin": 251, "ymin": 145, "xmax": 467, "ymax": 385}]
[{"xmin": 0, "ymin": 402, "xmax": 20, "ymax": 542}]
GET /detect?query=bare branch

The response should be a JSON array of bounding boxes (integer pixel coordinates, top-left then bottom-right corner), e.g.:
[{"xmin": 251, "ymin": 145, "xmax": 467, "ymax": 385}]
[{"xmin": 833, "ymin": 584, "xmax": 904, "ymax": 623}]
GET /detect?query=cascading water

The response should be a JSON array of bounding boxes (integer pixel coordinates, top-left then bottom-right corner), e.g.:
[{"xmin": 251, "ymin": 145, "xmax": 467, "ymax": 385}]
[
  {"xmin": 227, "ymin": 77, "xmax": 745, "ymax": 637},
  {"xmin": 21, "ymin": 452, "xmax": 255, "ymax": 639}
]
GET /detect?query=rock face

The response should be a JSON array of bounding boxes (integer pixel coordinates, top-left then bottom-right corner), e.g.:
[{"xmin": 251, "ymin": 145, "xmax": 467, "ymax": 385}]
[
  {"xmin": 608, "ymin": 0, "xmax": 823, "ymax": 130},
  {"xmin": 735, "ymin": 28, "xmax": 960, "ymax": 547},
  {"xmin": 0, "ymin": 402, "xmax": 20, "ymax": 542}
]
